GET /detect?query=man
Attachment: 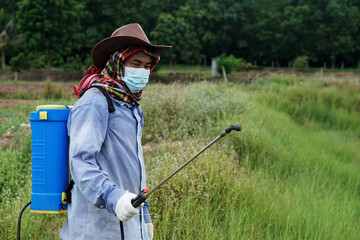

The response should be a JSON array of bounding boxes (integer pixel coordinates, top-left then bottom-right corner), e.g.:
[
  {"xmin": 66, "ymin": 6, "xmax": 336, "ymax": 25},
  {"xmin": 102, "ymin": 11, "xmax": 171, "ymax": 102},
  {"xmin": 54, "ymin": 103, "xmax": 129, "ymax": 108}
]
[{"xmin": 60, "ymin": 23, "xmax": 171, "ymax": 240}]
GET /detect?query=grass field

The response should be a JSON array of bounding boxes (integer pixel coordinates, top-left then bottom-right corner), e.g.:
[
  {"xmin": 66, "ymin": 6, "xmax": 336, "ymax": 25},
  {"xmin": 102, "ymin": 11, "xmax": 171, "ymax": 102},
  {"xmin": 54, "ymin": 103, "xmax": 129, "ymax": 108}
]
[{"xmin": 0, "ymin": 74, "xmax": 359, "ymax": 239}]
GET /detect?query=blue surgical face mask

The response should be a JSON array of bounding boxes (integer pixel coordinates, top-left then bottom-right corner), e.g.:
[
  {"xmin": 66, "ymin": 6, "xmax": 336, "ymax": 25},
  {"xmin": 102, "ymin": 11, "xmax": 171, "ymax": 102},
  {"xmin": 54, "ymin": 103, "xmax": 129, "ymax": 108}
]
[{"xmin": 122, "ymin": 66, "xmax": 150, "ymax": 93}]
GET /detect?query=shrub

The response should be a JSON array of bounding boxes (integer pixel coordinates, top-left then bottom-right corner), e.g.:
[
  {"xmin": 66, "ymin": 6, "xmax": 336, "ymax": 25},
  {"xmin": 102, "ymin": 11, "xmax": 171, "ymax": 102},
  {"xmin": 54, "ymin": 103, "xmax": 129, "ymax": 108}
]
[
  {"xmin": 63, "ymin": 54, "xmax": 84, "ymax": 73},
  {"xmin": 10, "ymin": 53, "xmax": 30, "ymax": 72},
  {"xmin": 215, "ymin": 54, "xmax": 250, "ymax": 75},
  {"xmin": 293, "ymin": 56, "xmax": 308, "ymax": 71},
  {"xmin": 27, "ymin": 52, "xmax": 47, "ymax": 69},
  {"xmin": 42, "ymin": 79, "xmax": 65, "ymax": 99}
]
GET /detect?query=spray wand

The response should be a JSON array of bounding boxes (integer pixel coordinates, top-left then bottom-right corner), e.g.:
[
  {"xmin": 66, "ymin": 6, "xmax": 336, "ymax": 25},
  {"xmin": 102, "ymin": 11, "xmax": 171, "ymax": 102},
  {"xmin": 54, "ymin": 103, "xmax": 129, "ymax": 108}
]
[{"xmin": 131, "ymin": 124, "xmax": 242, "ymax": 208}]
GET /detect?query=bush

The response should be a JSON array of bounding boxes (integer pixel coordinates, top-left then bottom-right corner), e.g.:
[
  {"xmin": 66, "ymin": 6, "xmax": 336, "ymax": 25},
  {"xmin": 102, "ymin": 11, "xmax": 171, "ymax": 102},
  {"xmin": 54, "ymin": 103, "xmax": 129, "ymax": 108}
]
[
  {"xmin": 215, "ymin": 54, "xmax": 250, "ymax": 75},
  {"xmin": 63, "ymin": 54, "xmax": 84, "ymax": 73},
  {"xmin": 10, "ymin": 53, "xmax": 29, "ymax": 72},
  {"xmin": 42, "ymin": 79, "xmax": 65, "ymax": 99},
  {"xmin": 27, "ymin": 52, "xmax": 47, "ymax": 69},
  {"xmin": 293, "ymin": 56, "xmax": 308, "ymax": 71}
]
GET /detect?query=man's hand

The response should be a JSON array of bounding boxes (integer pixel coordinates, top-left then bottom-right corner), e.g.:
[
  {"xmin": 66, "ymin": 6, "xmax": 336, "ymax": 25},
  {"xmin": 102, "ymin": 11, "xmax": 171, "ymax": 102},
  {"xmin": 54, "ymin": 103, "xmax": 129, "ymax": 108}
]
[
  {"xmin": 115, "ymin": 191, "xmax": 139, "ymax": 221},
  {"xmin": 146, "ymin": 223, "xmax": 153, "ymax": 240}
]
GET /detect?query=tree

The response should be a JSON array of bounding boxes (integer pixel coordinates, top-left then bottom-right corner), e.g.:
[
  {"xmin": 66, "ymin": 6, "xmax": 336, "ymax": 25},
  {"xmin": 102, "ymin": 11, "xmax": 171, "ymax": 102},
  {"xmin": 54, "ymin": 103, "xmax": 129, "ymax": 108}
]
[
  {"xmin": 0, "ymin": 0, "xmax": 20, "ymax": 15},
  {"xmin": 151, "ymin": 7, "xmax": 201, "ymax": 68},
  {"xmin": 241, "ymin": 0, "xmax": 289, "ymax": 67},
  {"xmin": 16, "ymin": 0, "xmax": 84, "ymax": 77},
  {"xmin": 306, "ymin": 0, "xmax": 359, "ymax": 67},
  {"xmin": 191, "ymin": 0, "xmax": 247, "ymax": 62},
  {"xmin": 76, "ymin": 0, "xmax": 119, "ymax": 63},
  {"xmin": 279, "ymin": 4, "xmax": 311, "ymax": 65},
  {"xmin": 10, "ymin": 52, "xmax": 29, "ymax": 81},
  {"xmin": 74, "ymin": 0, "xmax": 182, "ymax": 66},
  {"xmin": 3, "ymin": 0, "xmax": 360, "ymax": 70},
  {"xmin": 0, "ymin": 9, "xmax": 21, "ymax": 69}
]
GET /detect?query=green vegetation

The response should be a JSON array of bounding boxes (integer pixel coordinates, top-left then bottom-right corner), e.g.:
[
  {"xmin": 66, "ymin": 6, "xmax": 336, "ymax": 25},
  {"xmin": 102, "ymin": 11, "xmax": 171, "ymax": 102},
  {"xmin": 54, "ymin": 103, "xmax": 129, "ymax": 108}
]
[
  {"xmin": 246, "ymin": 77, "xmax": 360, "ymax": 135},
  {"xmin": 293, "ymin": 56, "xmax": 309, "ymax": 71},
  {"xmin": 2, "ymin": 0, "xmax": 360, "ymax": 71},
  {"xmin": 215, "ymin": 54, "xmax": 251, "ymax": 75},
  {"xmin": 1, "ymin": 76, "xmax": 360, "ymax": 239}
]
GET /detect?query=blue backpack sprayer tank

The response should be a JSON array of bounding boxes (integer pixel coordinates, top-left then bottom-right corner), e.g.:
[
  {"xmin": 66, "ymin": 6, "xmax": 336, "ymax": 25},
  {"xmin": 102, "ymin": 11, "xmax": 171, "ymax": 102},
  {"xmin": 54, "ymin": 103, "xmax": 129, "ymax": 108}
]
[
  {"xmin": 29, "ymin": 105, "xmax": 71, "ymax": 213},
  {"xmin": 17, "ymin": 105, "xmax": 71, "ymax": 239}
]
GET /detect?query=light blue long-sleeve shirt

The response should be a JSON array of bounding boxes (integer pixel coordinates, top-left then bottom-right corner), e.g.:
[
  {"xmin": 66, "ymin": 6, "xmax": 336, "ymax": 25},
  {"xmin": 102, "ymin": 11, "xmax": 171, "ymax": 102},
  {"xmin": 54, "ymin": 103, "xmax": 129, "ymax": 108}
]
[{"xmin": 60, "ymin": 88, "xmax": 151, "ymax": 240}]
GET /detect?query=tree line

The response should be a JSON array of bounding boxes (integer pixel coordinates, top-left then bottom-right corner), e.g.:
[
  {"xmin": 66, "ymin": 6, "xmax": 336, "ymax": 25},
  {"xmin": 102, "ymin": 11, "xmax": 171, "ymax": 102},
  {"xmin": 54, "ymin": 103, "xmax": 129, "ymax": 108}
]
[{"xmin": 1, "ymin": 0, "xmax": 360, "ymax": 73}]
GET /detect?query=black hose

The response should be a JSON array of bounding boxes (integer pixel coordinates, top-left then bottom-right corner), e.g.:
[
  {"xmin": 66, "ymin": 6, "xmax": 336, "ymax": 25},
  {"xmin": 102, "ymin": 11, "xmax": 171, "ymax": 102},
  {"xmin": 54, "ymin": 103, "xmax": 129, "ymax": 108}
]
[
  {"xmin": 119, "ymin": 220, "xmax": 124, "ymax": 239},
  {"xmin": 17, "ymin": 201, "xmax": 31, "ymax": 240}
]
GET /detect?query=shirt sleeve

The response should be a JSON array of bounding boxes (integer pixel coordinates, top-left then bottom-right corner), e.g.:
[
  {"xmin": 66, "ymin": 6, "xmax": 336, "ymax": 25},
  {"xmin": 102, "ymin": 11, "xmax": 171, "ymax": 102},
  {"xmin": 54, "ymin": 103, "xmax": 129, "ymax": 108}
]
[
  {"xmin": 68, "ymin": 103, "xmax": 125, "ymax": 214},
  {"xmin": 143, "ymin": 200, "xmax": 151, "ymax": 223}
]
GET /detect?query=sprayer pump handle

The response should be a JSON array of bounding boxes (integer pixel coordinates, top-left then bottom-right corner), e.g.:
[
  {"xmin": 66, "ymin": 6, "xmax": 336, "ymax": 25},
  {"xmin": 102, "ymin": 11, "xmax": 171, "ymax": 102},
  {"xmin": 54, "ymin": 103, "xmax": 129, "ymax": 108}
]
[{"xmin": 131, "ymin": 188, "xmax": 149, "ymax": 208}]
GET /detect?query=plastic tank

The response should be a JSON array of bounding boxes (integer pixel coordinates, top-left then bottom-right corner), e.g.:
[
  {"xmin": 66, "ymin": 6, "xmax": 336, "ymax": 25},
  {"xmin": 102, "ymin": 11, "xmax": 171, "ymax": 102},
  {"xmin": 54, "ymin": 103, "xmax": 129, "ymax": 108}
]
[{"xmin": 29, "ymin": 105, "xmax": 71, "ymax": 213}]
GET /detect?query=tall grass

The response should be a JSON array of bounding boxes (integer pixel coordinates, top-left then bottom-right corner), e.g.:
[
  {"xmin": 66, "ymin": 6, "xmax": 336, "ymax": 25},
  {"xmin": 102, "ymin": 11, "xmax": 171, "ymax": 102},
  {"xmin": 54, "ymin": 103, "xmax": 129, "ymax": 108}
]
[
  {"xmin": 246, "ymin": 76, "xmax": 360, "ymax": 135},
  {"xmin": 1, "ymin": 78, "xmax": 359, "ymax": 239}
]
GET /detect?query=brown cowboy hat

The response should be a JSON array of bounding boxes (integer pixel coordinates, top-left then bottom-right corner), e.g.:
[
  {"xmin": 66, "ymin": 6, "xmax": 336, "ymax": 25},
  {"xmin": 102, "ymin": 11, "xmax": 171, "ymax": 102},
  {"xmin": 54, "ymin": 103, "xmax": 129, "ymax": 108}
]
[{"xmin": 92, "ymin": 23, "xmax": 172, "ymax": 69}]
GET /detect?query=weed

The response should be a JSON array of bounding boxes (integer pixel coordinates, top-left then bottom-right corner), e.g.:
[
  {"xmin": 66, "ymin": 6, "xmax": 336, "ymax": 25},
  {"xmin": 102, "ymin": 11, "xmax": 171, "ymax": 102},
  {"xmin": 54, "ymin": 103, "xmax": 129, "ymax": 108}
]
[{"xmin": 42, "ymin": 79, "xmax": 66, "ymax": 100}]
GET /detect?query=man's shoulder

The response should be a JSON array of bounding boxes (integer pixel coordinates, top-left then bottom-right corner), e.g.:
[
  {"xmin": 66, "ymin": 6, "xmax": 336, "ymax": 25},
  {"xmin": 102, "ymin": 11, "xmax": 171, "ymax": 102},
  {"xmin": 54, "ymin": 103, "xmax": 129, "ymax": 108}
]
[{"xmin": 73, "ymin": 88, "xmax": 108, "ymax": 111}]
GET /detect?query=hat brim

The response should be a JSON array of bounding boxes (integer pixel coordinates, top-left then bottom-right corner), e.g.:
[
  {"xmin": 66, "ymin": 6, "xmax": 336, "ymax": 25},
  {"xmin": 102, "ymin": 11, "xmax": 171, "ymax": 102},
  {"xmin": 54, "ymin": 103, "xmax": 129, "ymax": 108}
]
[{"xmin": 92, "ymin": 36, "xmax": 172, "ymax": 69}]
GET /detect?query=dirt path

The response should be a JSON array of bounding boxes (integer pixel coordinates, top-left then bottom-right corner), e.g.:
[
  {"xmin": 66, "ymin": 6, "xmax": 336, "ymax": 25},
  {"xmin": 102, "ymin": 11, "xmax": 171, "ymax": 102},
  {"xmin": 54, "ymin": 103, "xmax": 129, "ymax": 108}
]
[
  {"xmin": 0, "ymin": 99, "xmax": 38, "ymax": 108},
  {"xmin": 0, "ymin": 82, "xmax": 75, "ymax": 108},
  {"xmin": 0, "ymin": 82, "xmax": 44, "ymax": 96},
  {"xmin": 0, "ymin": 82, "xmax": 74, "ymax": 96}
]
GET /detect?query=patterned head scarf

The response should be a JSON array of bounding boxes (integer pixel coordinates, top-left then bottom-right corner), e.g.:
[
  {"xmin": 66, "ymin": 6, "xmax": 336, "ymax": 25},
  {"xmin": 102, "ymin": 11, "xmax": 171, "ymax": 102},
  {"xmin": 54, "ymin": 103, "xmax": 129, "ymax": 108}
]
[{"xmin": 74, "ymin": 46, "xmax": 160, "ymax": 103}]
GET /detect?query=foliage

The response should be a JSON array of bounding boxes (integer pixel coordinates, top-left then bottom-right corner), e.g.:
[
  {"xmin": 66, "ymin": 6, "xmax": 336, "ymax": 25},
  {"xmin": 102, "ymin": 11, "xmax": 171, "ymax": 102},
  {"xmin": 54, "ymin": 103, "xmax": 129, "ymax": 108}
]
[
  {"xmin": 215, "ymin": 53, "xmax": 250, "ymax": 75},
  {"xmin": 0, "ymin": 8, "xmax": 21, "ymax": 69},
  {"xmin": 1, "ymin": 1, "xmax": 360, "ymax": 69},
  {"xmin": 151, "ymin": 7, "xmax": 201, "ymax": 65},
  {"xmin": 42, "ymin": 79, "xmax": 66, "ymax": 99},
  {"xmin": 0, "ymin": 0, "xmax": 20, "ymax": 15},
  {"xmin": 292, "ymin": 56, "xmax": 309, "ymax": 71},
  {"xmin": 16, "ymin": 0, "xmax": 84, "ymax": 72},
  {"xmin": 63, "ymin": 54, "xmax": 85, "ymax": 73},
  {"xmin": 9, "ymin": 52, "xmax": 28, "ymax": 72}
]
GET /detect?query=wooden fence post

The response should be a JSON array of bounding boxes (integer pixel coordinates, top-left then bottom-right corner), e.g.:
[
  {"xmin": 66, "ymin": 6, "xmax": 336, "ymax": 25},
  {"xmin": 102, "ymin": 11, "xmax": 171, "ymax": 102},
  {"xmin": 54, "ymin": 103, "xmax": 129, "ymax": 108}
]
[{"xmin": 221, "ymin": 66, "xmax": 228, "ymax": 82}]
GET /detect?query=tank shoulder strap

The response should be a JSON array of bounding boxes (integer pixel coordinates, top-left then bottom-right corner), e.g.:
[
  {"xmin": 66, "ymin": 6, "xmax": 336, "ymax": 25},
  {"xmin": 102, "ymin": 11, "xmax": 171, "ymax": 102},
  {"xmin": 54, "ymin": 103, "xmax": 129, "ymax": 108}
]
[
  {"xmin": 88, "ymin": 86, "xmax": 115, "ymax": 113},
  {"xmin": 62, "ymin": 179, "xmax": 75, "ymax": 204},
  {"xmin": 63, "ymin": 86, "xmax": 115, "ymax": 204}
]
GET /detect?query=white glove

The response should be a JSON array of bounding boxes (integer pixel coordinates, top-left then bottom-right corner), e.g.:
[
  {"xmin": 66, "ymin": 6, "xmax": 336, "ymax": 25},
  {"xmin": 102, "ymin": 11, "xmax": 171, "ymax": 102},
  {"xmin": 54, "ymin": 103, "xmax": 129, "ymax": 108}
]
[
  {"xmin": 115, "ymin": 191, "xmax": 139, "ymax": 221},
  {"xmin": 146, "ymin": 222, "xmax": 153, "ymax": 240}
]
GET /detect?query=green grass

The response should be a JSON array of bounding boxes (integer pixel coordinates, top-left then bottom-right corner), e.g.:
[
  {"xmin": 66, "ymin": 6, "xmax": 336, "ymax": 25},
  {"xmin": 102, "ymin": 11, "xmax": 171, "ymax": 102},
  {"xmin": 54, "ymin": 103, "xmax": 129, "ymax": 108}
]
[
  {"xmin": 157, "ymin": 64, "xmax": 211, "ymax": 74},
  {"xmin": 1, "ymin": 77, "xmax": 359, "ymax": 239},
  {"xmin": 154, "ymin": 64, "xmax": 213, "ymax": 81},
  {"xmin": 264, "ymin": 66, "xmax": 360, "ymax": 73},
  {"xmin": 246, "ymin": 77, "xmax": 360, "ymax": 135}
]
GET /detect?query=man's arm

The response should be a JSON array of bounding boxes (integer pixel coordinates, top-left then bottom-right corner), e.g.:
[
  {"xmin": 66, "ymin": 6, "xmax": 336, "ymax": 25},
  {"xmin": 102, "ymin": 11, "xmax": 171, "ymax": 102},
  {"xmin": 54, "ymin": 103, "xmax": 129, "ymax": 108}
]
[{"xmin": 68, "ymin": 103, "xmax": 124, "ymax": 214}]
